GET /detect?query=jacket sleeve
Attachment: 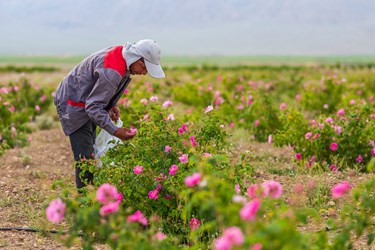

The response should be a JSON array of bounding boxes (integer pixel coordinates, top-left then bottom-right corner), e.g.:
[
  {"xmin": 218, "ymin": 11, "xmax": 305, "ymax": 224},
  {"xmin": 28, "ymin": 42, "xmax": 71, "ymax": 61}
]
[{"xmin": 85, "ymin": 68, "xmax": 122, "ymax": 135}]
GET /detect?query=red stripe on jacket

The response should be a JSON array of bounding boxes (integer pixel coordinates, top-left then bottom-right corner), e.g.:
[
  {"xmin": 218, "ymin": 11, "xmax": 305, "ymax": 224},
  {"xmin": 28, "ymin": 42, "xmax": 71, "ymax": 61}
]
[
  {"xmin": 104, "ymin": 46, "xmax": 126, "ymax": 77},
  {"xmin": 67, "ymin": 99, "xmax": 86, "ymax": 108}
]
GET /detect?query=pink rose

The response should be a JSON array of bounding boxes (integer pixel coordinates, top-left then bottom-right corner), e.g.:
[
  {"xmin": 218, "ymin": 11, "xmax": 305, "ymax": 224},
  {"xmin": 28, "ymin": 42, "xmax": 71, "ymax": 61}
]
[
  {"xmin": 46, "ymin": 198, "xmax": 66, "ymax": 224},
  {"xmin": 295, "ymin": 153, "xmax": 302, "ymax": 160},
  {"xmin": 164, "ymin": 145, "xmax": 172, "ymax": 152},
  {"xmin": 189, "ymin": 218, "xmax": 200, "ymax": 230},
  {"xmin": 331, "ymin": 181, "xmax": 351, "ymax": 199},
  {"xmin": 205, "ymin": 105, "xmax": 214, "ymax": 113},
  {"xmin": 330, "ymin": 143, "xmax": 338, "ymax": 151},
  {"xmin": 96, "ymin": 183, "xmax": 118, "ymax": 205},
  {"xmin": 179, "ymin": 154, "xmax": 189, "ymax": 163},
  {"xmin": 262, "ymin": 180, "xmax": 283, "ymax": 198},
  {"xmin": 99, "ymin": 202, "xmax": 119, "ymax": 216},
  {"xmin": 185, "ymin": 173, "xmax": 202, "ymax": 187},
  {"xmin": 133, "ymin": 165, "xmax": 143, "ymax": 175},
  {"xmin": 148, "ymin": 189, "xmax": 159, "ymax": 200},
  {"xmin": 127, "ymin": 210, "xmax": 148, "ymax": 226},
  {"xmin": 305, "ymin": 132, "xmax": 313, "ymax": 140},
  {"xmin": 169, "ymin": 165, "xmax": 178, "ymax": 175},
  {"xmin": 240, "ymin": 198, "xmax": 261, "ymax": 221}
]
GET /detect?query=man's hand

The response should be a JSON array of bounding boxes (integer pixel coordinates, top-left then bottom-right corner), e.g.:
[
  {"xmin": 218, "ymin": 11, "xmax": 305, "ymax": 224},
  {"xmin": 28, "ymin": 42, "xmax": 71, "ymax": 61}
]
[
  {"xmin": 113, "ymin": 127, "xmax": 136, "ymax": 140},
  {"xmin": 109, "ymin": 106, "xmax": 120, "ymax": 121}
]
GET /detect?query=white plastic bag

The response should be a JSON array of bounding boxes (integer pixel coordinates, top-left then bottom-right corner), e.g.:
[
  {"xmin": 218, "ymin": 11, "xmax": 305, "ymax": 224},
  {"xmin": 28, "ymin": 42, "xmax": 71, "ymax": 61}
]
[{"xmin": 94, "ymin": 119, "xmax": 123, "ymax": 166}]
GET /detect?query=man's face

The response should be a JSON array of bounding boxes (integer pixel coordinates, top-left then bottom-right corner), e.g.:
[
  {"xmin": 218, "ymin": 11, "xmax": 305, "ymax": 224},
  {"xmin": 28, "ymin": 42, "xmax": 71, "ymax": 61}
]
[{"xmin": 130, "ymin": 58, "xmax": 147, "ymax": 75}]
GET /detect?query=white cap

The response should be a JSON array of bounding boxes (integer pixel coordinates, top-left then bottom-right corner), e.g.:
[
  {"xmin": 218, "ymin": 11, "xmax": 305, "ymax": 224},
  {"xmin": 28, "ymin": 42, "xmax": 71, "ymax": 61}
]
[{"xmin": 133, "ymin": 39, "xmax": 165, "ymax": 78}]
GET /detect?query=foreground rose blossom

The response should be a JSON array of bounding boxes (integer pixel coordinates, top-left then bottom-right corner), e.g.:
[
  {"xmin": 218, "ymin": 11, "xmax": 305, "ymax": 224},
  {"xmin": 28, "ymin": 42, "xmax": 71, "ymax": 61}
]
[
  {"xmin": 331, "ymin": 181, "xmax": 351, "ymax": 199},
  {"xmin": 46, "ymin": 198, "xmax": 66, "ymax": 224},
  {"xmin": 96, "ymin": 183, "xmax": 118, "ymax": 205},
  {"xmin": 240, "ymin": 198, "xmax": 261, "ymax": 221},
  {"xmin": 262, "ymin": 180, "xmax": 283, "ymax": 198},
  {"xmin": 127, "ymin": 210, "xmax": 148, "ymax": 226},
  {"xmin": 246, "ymin": 184, "xmax": 264, "ymax": 199},
  {"xmin": 214, "ymin": 226, "xmax": 244, "ymax": 250},
  {"xmin": 185, "ymin": 173, "xmax": 202, "ymax": 187},
  {"xmin": 100, "ymin": 202, "xmax": 119, "ymax": 216}
]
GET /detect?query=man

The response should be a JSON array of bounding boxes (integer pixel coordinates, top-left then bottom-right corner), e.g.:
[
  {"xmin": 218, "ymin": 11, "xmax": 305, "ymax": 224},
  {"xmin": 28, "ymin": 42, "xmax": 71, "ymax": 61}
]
[{"xmin": 54, "ymin": 39, "xmax": 165, "ymax": 189}]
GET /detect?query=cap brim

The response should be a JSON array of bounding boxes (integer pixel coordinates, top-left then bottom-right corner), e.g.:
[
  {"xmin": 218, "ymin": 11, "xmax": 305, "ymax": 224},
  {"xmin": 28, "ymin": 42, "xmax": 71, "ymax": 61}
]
[{"xmin": 144, "ymin": 60, "xmax": 165, "ymax": 78}]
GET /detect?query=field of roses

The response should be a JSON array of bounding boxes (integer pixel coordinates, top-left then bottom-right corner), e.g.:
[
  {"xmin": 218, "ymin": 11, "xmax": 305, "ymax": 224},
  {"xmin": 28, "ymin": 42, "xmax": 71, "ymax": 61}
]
[
  {"xmin": 1, "ymin": 64, "xmax": 374, "ymax": 249},
  {"xmin": 0, "ymin": 76, "xmax": 53, "ymax": 156}
]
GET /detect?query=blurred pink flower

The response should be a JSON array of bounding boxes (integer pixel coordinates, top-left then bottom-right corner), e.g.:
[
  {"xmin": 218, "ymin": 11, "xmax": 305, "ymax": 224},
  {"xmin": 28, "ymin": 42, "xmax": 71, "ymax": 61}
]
[
  {"xmin": 205, "ymin": 105, "xmax": 214, "ymax": 113},
  {"xmin": 127, "ymin": 210, "xmax": 148, "ymax": 226},
  {"xmin": 334, "ymin": 126, "xmax": 343, "ymax": 134},
  {"xmin": 331, "ymin": 181, "xmax": 351, "ymax": 199},
  {"xmin": 140, "ymin": 98, "xmax": 148, "ymax": 105},
  {"xmin": 356, "ymin": 155, "xmax": 363, "ymax": 163},
  {"xmin": 240, "ymin": 198, "xmax": 260, "ymax": 221},
  {"xmin": 169, "ymin": 165, "xmax": 178, "ymax": 175},
  {"xmin": 133, "ymin": 165, "xmax": 143, "ymax": 175},
  {"xmin": 179, "ymin": 154, "xmax": 188, "ymax": 163},
  {"xmin": 178, "ymin": 124, "xmax": 188, "ymax": 134},
  {"xmin": 329, "ymin": 164, "xmax": 338, "ymax": 172},
  {"xmin": 313, "ymin": 133, "xmax": 320, "ymax": 139},
  {"xmin": 262, "ymin": 180, "xmax": 283, "ymax": 198},
  {"xmin": 371, "ymin": 148, "xmax": 375, "ymax": 156},
  {"xmin": 296, "ymin": 94, "xmax": 301, "ymax": 102},
  {"xmin": 190, "ymin": 218, "xmax": 200, "ymax": 230},
  {"xmin": 164, "ymin": 145, "xmax": 172, "ymax": 152},
  {"xmin": 167, "ymin": 113, "xmax": 175, "ymax": 121},
  {"xmin": 294, "ymin": 183, "xmax": 304, "ymax": 194},
  {"xmin": 254, "ymin": 120, "xmax": 260, "ymax": 126},
  {"xmin": 323, "ymin": 104, "xmax": 329, "ymax": 109},
  {"xmin": 295, "ymin": 153, "xmax": 302, "ymax": 161},
  {"xmin": 203, "ymin": 152, "xmax": 212, "ymax": 157},
  {"xmin": 268, "ymin": 135, "xmax": 273, "ymax": 143},
  {"xmin": 235, "ymin": 184, "xmax": 240, "ymax": 194},
  {"xmin": 35, "ymin": 105, "xmax": 41, "ymax": 112},
  {"xmin": 214, "ymin": 236, "xmax": 231, "ymax": 250},
  {"xmin": 162, "ymin": 100, "xmax": 173, "ymax": 108},
  {"xmin": 46, "ymin": 198, "xmax": 66, "ymax": 224},
  {"xmin": 185, "ymin": 173, "xmax": 201, "ymax": 187},
  {"xmin": 305, "ymin": 132, "xmax": 313, "ymax": 140},
  {"xmin": 223, "ymin": 227, "xmax": 244, "ymax": 245},
  {"xmin": 154, "ymin": 232, "xmax": 167, "ymax": 241},
  {"xmin": 39, "ymin": 95, "xmax": 47, "ymax": 102},
  {"xmin": 349, "ymin": 99, "xmax": 356, "ymax": 105},
  {"xmin": 232, "ymin": 195, "xmax": 247, "ymax": 203},
  {"xmin": 150, "ymin": 96, "xmax": 158, "ymax": 102},
  {"xmin": 236, "ymin": 104, "xmax": 244, "ymax": 110},
  {"xmin": 148, "ymin": 189, "xmax": 159, "ymax": 200},
  {"xmin": 325, "ymin": 117, "xmax": 333, "ymax": 124},
  {"xmin": 8, "ymin": 105, "xmax": 15, "ymax": 113},
  {"xmin": 279, "ymin": 102, "xmax": 287, "ymax": 110},
  {"xmin": 229, "ymin": 122, "xmax": 235, "ymax": 128},
  {"xmin": 336, "ymin": 109, "xmax": 345, "ymax": 116},
  {"xmin": 330, "ymin": 143, "xmax": 339, "ymax": 151},
  {"xmin": 129, "ymin": 128, "xmax": 137, "ymax": 134},
  {"xmin": 96, "ymin": 183, "xmax": 118, "ymax": 205},
  {"xmin": 250, "ymin": 243, "xmax": 263, "ymax": 250},
  {"xmin": 116, "ymin": 192, "xmax": 123, "ymax": 204},
  {"xmin": 247, "ymin": 184, "xmax": 264, "ymax": 199},
  {"xmin": 190, "ymin": 136, "xmax": 198, "ymax": 147},
  {"xmin": 99, "ymin": 202, "xmax": 119, "ymax": 216}
]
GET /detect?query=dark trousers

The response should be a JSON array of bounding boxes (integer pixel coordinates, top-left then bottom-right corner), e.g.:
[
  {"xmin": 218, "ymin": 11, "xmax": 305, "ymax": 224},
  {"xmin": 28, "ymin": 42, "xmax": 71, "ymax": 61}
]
[{"xmin": 69, "ymin": 120, "xmax": 97, "ymax": 189}]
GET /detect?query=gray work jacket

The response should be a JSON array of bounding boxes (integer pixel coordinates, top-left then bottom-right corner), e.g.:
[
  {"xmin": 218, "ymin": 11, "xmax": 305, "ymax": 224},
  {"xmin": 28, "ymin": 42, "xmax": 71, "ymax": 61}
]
[{"xmin": 54, "ymin": 46, "xmax": 131, "ymax": 136}]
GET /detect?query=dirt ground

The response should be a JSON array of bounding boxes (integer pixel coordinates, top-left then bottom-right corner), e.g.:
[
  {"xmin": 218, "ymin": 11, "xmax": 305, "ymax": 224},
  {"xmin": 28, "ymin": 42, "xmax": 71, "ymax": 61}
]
[{"xmin": 0, "ymin": 127, "xmax": 373, "ymax": 249}]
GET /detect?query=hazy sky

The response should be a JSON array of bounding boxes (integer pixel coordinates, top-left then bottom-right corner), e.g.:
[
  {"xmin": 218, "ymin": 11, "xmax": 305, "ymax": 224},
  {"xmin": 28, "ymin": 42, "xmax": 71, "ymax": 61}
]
[{"xmin": 1, "ymin": 0, "xmax": 374, "ymax": 56}]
